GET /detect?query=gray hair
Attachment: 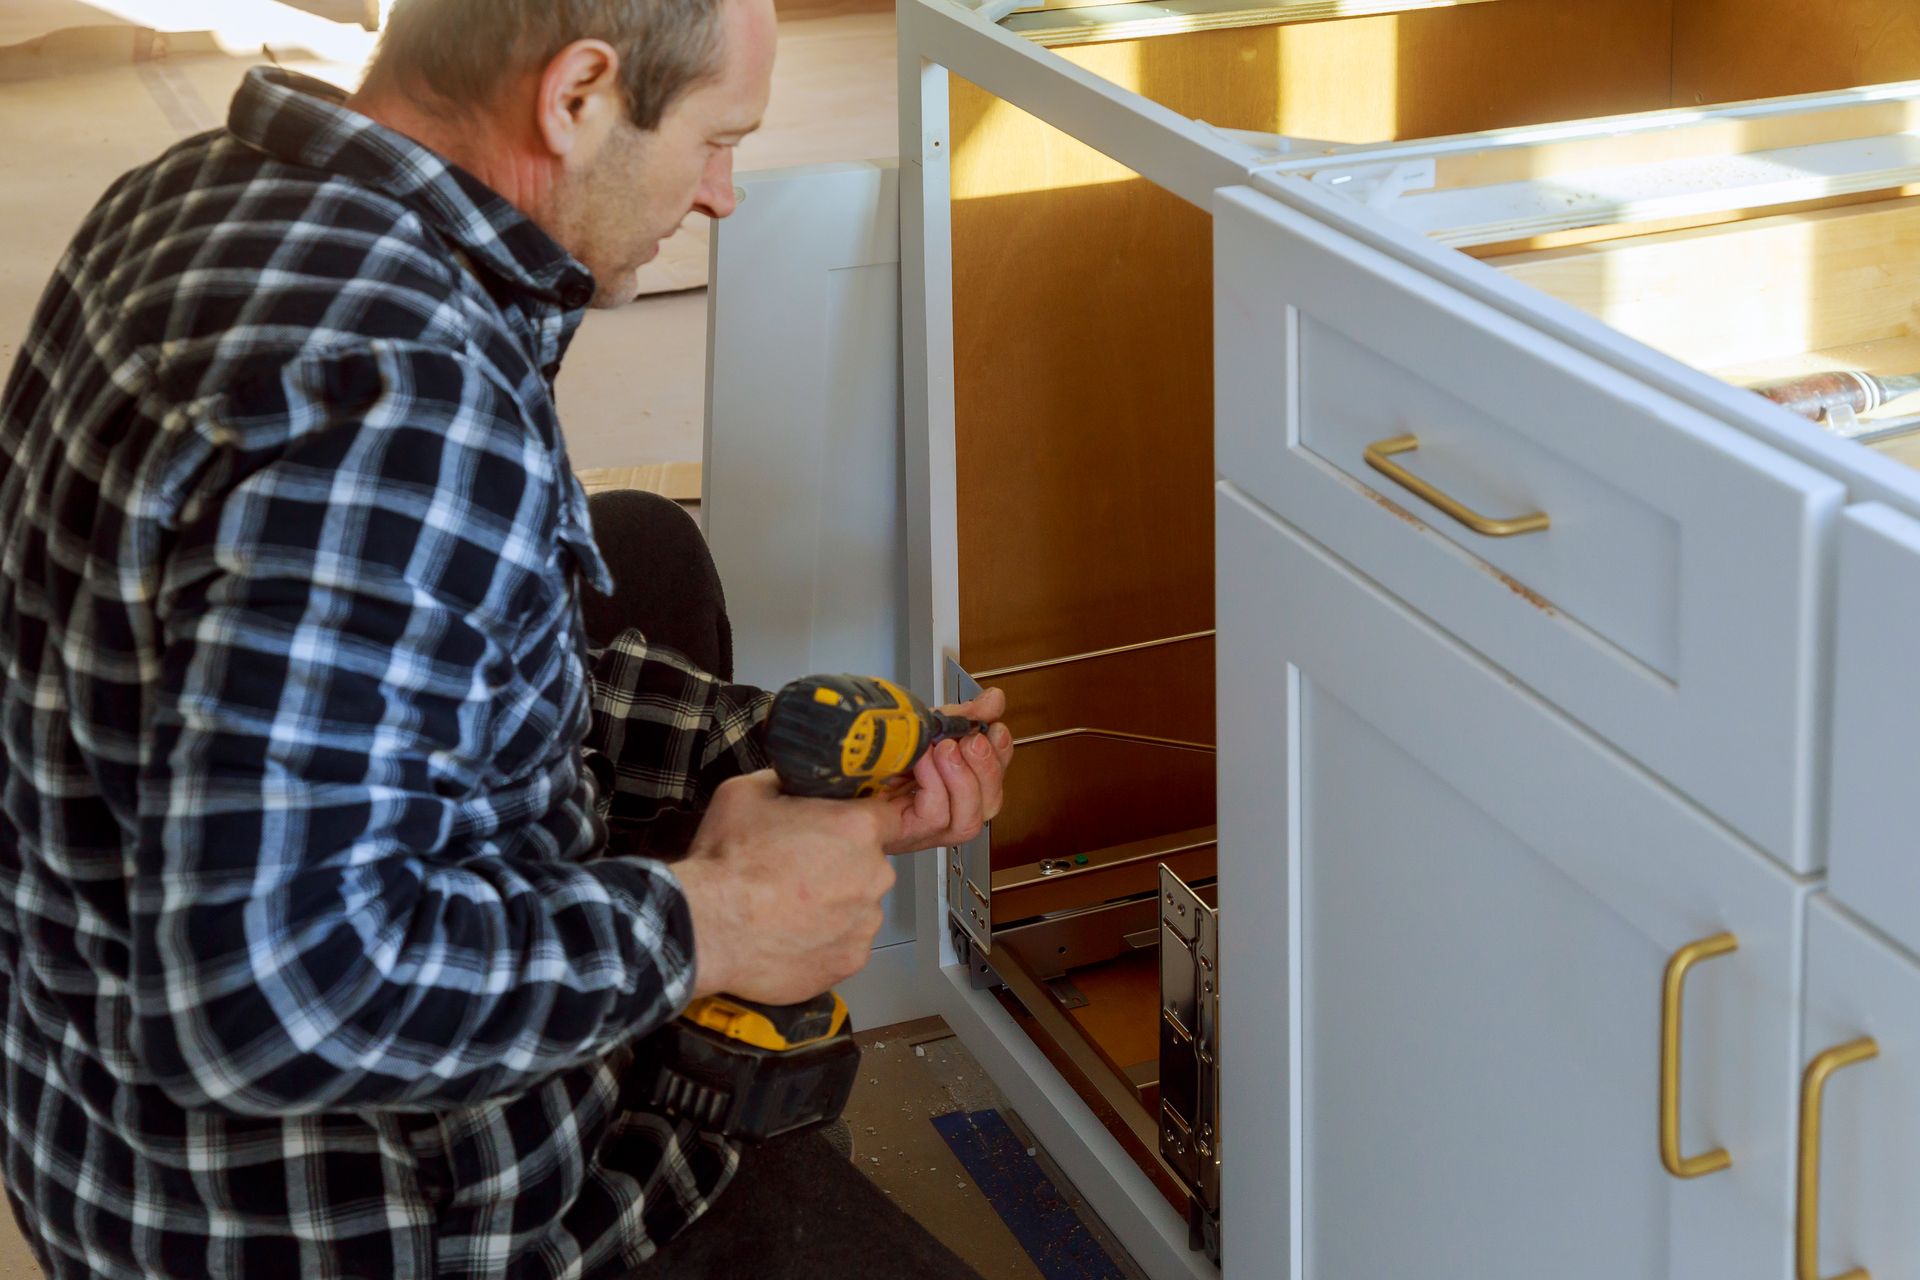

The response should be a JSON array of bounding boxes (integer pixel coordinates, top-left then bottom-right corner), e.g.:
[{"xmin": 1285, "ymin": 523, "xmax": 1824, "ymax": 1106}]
[{"xmin": 368, "ymin": 0, "xmax": 728, "ymax": 130}]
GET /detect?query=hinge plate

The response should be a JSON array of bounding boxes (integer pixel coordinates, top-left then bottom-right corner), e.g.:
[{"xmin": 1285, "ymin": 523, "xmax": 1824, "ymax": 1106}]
[
  {"xmin": 1302, "ymin": 156, "xmax": 1438, "ymax": 208},
  {"xmin": 1158, "ymin": 863, "xmax": 1221, "ymax": 1257},
  {"xmin": 944, "ymin": 655, "xmax": 994, "ymax": 953}
]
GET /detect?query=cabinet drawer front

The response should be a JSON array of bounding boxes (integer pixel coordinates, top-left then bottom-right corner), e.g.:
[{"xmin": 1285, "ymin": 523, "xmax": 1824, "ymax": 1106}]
[
  {"xmin": 1828, "ymin": 504, "xmax": 1920, "ymax": 959},
  {"xmin": 1802, "ymin": 896, "xmax": 1920, "ymax": 1280},
  {"xmin": 1214, "ymin": 184, "xmax": 1843, "ymax": 871},
  {"xmin": 1219, "ymin": 487, "xmax": 1808, "ymax": 1279}
]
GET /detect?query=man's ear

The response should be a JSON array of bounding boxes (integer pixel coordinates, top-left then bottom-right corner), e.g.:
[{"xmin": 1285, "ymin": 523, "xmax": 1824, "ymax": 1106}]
[{"xmin": 534, "ymin": 38, "xmax": 625, "ymax": 160}]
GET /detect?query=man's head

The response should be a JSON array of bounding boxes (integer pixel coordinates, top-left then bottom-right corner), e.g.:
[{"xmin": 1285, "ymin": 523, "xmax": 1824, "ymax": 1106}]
[{"xmin": 355, "ymin": 0, "xmax": 776, "ymax": 307}]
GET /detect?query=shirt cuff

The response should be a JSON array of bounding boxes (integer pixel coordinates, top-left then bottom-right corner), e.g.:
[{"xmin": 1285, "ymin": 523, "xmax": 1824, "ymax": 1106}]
[{"xmin": 595, "ymin": 856, "xmax": 700, "ymax": 1018}]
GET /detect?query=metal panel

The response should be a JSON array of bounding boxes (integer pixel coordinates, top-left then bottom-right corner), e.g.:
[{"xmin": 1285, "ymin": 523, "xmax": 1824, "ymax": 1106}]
[
  {"xmin": 1159, "ymin": 865, "xmax": 1221, "ymax": 1260},
  {"xmin": 945, "ymin": 656, "xmax": 995, "ymax": 952}
]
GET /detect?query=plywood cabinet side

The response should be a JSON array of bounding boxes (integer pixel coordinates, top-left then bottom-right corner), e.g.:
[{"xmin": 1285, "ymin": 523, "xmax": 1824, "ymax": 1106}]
[
  {"xmin": 948, "ymin": 0, "xmax": 1684, "ymax": 677},
  {"xmin": 1001, "ymin": 0, "xmax": 1678, "ymax": 141},
  {"xmin": 1673, "ymin": 0, "xmax": 1920, "ymax": 108},
  {"xmin": 949, "ymin": 73, "xmax": 1216, "ymax": 680},
  {"xmin": 948, "ymin": 54, "xmax": 1223, "ymax": 892},
  {"xmin": 1492, "ymin": 195, "xmax": 1920, "ymax": 372},
  {"xmin": 946, "ymin": 0, "xmax": 1681, "ymax": 865},
  {"xmin": 982, "ymin": 641, "xmax": 1216, "ymax": 871}
]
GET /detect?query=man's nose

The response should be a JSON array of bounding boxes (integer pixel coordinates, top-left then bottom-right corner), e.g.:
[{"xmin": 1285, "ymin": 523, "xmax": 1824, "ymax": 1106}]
[{"xmin": 693, "ymin": 151, "xmax": 737, "ymax": 220}]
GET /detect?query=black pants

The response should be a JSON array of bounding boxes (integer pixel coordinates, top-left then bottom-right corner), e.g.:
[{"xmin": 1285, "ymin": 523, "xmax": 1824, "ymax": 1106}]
[
  {"xmin": 581, "ymin": 490, "xmax": 735, "ymax": 673},
  {"xmin": 625, "ymin": 1129, "xmax": 985, "ymax": 1280},
  {"xmin": 586, "ymin": 491, "xmax": 983, "ymax": 1280}
]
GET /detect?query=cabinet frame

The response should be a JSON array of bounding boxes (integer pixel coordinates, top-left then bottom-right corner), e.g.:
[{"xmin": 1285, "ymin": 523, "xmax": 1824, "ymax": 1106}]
[
  {"xmin": 896, "ymin": 2, "xmax": 1257, "ymax": 1274},
  {"xmin": 888, "ymin": 4, "xmax": 1920, "ymax": 1277},
  {"xmin": 1216, "ymin": 485, "xmax": 1815, "ymax": 1278},
  {"xmin": 1243, "ymin": 167, "xmax": 1920, "ymax": 517}
]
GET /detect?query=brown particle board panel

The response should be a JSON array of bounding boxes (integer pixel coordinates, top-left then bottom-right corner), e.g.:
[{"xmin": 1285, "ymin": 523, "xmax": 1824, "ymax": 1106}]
[
  {"xmin": 947, "ymin": 0, "xmax": 1680, "ymax": 680},
  {"xmin": 989, "ymin": 732, "xmax": 1215, "ymax": 869},
  {"xmin": 946, "ymin": 1, "xmax": 1673, "ymax": 872},
  {"xmin": 949, "ymin": 100, "xmax": 1215, "ymax": 679},
  {"xmin": 1065, "ymin": 950, "xmax": 1164, "ymax": 1078},
  {"xmin": 983, "ymin": 641, "xmax": 1216, "ymax": 869},
  {"xmin": 1673, "ymin": 0, "xmax": 1920, "ymax": 109},
  {"xmin": 1494, "ymin": 196, "xmax": 1920, "ymax": 371}
]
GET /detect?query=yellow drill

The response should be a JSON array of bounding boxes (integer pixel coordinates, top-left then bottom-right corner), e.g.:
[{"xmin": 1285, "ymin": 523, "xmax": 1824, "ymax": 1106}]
[
  {"xmin": 628, "ymin": 675, "xmax": 979, "ymax": 1140},
  {"xmin": 766, "ymin": 673, "xmax": 980, "ymax": 798}
]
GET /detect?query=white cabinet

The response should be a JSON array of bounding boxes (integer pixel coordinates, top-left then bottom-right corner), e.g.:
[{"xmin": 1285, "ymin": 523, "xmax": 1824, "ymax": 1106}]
[
  {"xmin": 689, "ymin": 0, "xmax": 1920, "ymax": 1274},
  {"xmin": 1827, "ymin": 503, "xmax": 1920, "ymax": 963},
  {"xmin": 1217, "ymin": 486, "xmax": 1811, "ymax": 1278},
  {"xmin": 1799, "ymin": 896, "xmax": 1920, "ymax": 1280},
  {"xmin": 1214, "ymin": 183, "xmax": 1844, "ymax": 873}
]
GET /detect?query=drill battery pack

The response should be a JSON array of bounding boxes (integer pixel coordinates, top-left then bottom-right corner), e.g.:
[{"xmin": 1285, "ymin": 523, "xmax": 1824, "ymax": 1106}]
[{"xmin": 629, "ymin": 992, "xmax": 860, "ymax": 1141}]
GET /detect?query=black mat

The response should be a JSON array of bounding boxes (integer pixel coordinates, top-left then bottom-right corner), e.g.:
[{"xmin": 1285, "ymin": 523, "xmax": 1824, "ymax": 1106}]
[{"xmin": 624, "ymin": 1130, "xmax": 984, "ymax": 1279}]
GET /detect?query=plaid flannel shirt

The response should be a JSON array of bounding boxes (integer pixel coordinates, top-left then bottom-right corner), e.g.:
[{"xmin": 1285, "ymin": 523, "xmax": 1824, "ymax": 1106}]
[{"xmin": 0, "ymin": 67, "xmax": 773, "ymax": 1278}]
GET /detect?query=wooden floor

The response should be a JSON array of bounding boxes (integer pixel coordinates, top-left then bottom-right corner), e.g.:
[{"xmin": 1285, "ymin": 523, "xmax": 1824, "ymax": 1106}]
[
  {"xmin": 0, "ymin": 0, "xmax": 899, "ymax": 473},
  {"xmin": 846, "ymin": 1018, "xmax": 1148, "ymax": 1280}
]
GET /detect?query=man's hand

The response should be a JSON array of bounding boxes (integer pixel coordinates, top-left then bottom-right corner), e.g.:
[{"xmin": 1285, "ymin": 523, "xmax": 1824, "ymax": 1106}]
[
  {"xmin": 881, "ymin": 687, "xmax": 1013, "ymax": 856},
  {"xmin": 673, "ymin": 690, "xmax": 1012, "ymax": 1006},
  {"xmin": 676, "ymin": 771, "xmax": 897, "ymax": 1005}
]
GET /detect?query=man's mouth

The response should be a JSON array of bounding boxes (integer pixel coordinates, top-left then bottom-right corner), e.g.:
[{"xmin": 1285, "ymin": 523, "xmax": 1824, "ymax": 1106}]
[{"xmin": 640, "ymin": 228, "xmax": 678, "ymax": 267}]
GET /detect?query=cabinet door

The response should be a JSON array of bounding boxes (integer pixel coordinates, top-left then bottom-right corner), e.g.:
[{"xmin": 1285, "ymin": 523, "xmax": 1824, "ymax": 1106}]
[
  {"xmin": 1218, "ymin": 486, "xmax": 1809, "ymax": 1279},
  {"xmin": 1800, "ymin": 895, "xmax": 1920, "ymax": 1280},
  {"xmin": 704, "ymin": 162, "xmax": 922, "ymax": 992},
  {"xmin": 705, "ymin": 160, "xmax": 905, "ymax": 693},
  {"xmin": 1213, "ymin": 183, "xmax": 1843, "ymax": 871},
  {"xmin": 1828, "ymin": 503, "xmax": 1920, "ymax": 963}
]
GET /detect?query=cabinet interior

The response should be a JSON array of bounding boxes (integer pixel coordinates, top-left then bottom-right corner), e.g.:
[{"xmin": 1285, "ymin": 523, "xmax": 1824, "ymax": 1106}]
[
  {"xmin": 1488, "ymin": 197, "xmax": 1920, "ymax": 465},
  {"xmin": 941, "ymin": 0, "xmax": 1920, "ymax": 1198}
]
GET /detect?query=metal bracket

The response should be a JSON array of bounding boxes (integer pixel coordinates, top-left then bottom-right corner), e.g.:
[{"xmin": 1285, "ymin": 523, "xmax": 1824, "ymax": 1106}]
[
  {"xmin": 969, "ymin": 0, "xmax": 1027, "ymax": 22},
  {"xmin": 944, "ymin": 654, "xmax": 995, "ymax": 954},
  {"xmin": 1159, "ymin": 864, "xmax": 1221, "ymax": 1261},
  {"xmin": 1304, "ymin": 156, "xmax": 1438, "ymax": 210},
  {"xmin": 1199, "ymin": 122, "xmax": 1343, "ymax": 165},
  {"xmin": 949, "ymin": 918, "xmax": 1000, "ymax": 991}
]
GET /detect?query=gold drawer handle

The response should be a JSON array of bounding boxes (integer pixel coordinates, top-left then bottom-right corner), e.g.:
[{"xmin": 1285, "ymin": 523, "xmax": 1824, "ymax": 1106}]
[
  {"xmin": 1797, "ymin": 1036, "xmax": 1879, "ymax": 1280},
  {"xmin": 1659, "ymin": 932, "xmax": 1738, "ymax": 1179},
  {"xmin": 1363, "ymin": 434, "xmax": 1550, "ymax": 538}
]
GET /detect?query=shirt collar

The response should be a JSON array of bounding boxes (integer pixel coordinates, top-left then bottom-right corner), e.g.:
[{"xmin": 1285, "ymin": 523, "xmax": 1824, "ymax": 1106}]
[{"xmin": 227, "ymin": 67, "xmax": 598, "ymax": 312}]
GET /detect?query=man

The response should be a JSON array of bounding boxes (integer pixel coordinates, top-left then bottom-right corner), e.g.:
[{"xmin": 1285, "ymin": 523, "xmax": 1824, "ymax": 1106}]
[{"xmin": 0, "ymin": 1, "xmax": 1012, "ymax": 1276}]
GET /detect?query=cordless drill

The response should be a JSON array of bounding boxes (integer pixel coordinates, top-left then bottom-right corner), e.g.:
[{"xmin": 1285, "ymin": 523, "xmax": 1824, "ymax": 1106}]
[{"xmin": 626, "ymin": 674, "xmax": 979, "ymax": 1140}]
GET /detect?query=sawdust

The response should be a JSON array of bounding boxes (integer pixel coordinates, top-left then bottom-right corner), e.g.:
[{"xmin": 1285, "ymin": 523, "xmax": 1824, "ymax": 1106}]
[
  {"xmin": 1361, "ymin": 484, "xmax": 1429, "ymax": 530},
  {"xmin": 1358, "ymin": 477, "xmax": 1560, "ymax": 616},
  {"xmin": 1491, "ymin": 566, "xmax": 1558, "ymax": 615}
]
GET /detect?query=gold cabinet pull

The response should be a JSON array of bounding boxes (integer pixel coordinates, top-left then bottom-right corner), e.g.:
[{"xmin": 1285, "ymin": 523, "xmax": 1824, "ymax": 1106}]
[
  {"xmin": 1797, "ymin": 1036, "xmax": 1879, "ymax": 1280},
  {"xmin": 1362, "ymin": 434, "xmax": 1551, "ymax": 538},
  {"xmin": 1659, "ymin": 932, "xmax": 1739, "ymax": 1178}
]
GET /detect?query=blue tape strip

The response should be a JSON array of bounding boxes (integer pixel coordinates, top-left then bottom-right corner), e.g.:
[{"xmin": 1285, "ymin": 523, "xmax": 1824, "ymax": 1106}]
[{"xmin": 930, "ymin": 1109, "xmax": 1128, "ymax": 1280}]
